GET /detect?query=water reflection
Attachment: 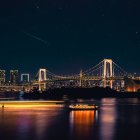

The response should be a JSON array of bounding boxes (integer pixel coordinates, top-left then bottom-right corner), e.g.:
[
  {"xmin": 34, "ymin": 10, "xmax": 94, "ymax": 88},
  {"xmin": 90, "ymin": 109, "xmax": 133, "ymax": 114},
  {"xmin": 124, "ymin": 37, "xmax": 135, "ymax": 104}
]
[
  {"xmin": 1, "ymin": 98, "xmax": 140, "ymax": 140},
  {"xmin": 69, "ymin": 110, "xmax": 98, "ymax": 139},
  {"xmin": 0, "ymin": 106, "xmax": 63, "ymax": 140},
  {"xmin": 99, "ymin": 98, "xmax": 117, "ymax": 140}
]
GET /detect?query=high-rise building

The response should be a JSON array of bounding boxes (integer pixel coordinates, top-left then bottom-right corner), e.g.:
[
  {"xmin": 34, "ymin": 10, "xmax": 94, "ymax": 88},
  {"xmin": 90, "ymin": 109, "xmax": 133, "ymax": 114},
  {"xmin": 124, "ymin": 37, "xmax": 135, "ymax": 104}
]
[
  {"xmin": 10, "ymin": 70, "xmax": 18, "ymax": 84},
  {"xmin": 21, "ymin": 74, "xmax": 30, "ymax": 83},
  {"xmin": 0, "ymin": 70, "xmax": 6, "ymax": 85}
]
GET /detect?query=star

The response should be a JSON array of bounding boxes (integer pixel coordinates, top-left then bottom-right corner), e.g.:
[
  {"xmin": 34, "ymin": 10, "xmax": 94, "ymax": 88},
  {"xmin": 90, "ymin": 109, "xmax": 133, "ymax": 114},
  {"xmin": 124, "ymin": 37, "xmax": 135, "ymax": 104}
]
[
  {"xmin": 35, "ymin": 5, "xmax": 40, "ymax": 9},
  {"xmin": 35, "ymin": 0, "xmax": 41, "ymax": 9},
  {"xmin": 102, "ymin": 14, "xmax": 105, "ymax": 17}
]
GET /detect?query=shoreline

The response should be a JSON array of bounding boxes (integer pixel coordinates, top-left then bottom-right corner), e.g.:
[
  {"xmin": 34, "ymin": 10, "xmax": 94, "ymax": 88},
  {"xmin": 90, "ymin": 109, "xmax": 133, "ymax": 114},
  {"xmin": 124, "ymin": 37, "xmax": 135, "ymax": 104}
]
[
  {"xmin": 0, "ymin": 87, "xmax": 140, "ymax": 100},
  {"xmin": 23, "ymin": 87, "xmax": 140, "ymax": 99}
]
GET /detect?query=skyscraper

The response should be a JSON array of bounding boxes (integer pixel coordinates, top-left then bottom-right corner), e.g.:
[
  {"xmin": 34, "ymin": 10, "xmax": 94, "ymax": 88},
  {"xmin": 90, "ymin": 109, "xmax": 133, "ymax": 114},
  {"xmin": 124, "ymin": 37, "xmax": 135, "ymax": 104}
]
[
  {"xmin": 10, "ymin": 70, "xmax": 18, "ymax": 84},
  {"xmin": 21, "ymin": 74, "xmax": 30, "ymax": 83},
  {"xmin": 0, "ymin": 70, "xmax": 6, "ymax": 85}
]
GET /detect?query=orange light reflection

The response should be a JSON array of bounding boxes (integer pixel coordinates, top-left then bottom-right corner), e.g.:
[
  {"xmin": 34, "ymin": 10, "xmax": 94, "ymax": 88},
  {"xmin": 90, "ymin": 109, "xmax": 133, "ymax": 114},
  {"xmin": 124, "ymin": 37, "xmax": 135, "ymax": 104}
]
[{"xmin": 70, "ymin": 110, "xmax": 97, "ymax": 139}]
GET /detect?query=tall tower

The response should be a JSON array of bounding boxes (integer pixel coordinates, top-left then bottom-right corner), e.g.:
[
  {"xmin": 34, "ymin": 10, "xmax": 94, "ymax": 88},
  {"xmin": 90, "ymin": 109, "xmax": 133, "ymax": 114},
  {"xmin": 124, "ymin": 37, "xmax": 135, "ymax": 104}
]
[
  {"xmin": 0, "ymin": 70, "xmax": 6, "ymax": 85},
  {"xmin": 10, "ymin": 70, "xmax": 18, "ymax": 84},
  {"xmin": 38, "ymin": 69, "xmax": 47, "ymax": 82},
  {"xmin": 21, "ymin": 74, "xmax": 30, "ymax": 83},
  {"xmin": 38, "ymin": 69, "xmax": 47, "ymax": 91},
  {"xmin": 103, "ymin": 59, "xmax": 113, "ymax": 88}
]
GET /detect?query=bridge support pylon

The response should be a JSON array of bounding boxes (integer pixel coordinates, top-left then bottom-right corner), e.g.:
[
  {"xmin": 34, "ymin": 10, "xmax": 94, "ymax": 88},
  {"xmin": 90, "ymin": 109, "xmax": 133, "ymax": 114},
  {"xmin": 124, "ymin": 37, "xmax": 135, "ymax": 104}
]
[
  {"xmin": 38, "ymin": 69, "xmax": 47, "ymax": 91},
  {"xmin": 103, "ymin": 59, "xmax": 113, "ymax": 88}
]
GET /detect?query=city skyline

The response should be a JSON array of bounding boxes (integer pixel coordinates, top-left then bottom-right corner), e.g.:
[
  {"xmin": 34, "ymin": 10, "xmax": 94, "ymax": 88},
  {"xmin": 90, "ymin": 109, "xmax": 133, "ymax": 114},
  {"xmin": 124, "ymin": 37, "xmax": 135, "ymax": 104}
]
[{"xmin": 0, "ymin": 69, "xmax": 31, "ymax": 83}]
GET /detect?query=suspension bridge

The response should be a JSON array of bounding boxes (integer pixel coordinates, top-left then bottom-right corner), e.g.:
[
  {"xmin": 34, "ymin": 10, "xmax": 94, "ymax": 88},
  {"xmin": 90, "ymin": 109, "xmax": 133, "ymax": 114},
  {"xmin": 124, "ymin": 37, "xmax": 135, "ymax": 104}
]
[{"xmin": 33, "ymin": 59, "xmax": 131, "ymax": 91}]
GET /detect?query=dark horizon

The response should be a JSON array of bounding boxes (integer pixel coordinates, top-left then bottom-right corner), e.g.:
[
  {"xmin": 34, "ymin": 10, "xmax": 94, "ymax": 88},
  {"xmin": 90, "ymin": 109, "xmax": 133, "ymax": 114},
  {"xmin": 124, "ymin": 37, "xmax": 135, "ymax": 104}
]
[{"xmin": 0, "ymin": 0, "xmax": 140, "ymax": 75}]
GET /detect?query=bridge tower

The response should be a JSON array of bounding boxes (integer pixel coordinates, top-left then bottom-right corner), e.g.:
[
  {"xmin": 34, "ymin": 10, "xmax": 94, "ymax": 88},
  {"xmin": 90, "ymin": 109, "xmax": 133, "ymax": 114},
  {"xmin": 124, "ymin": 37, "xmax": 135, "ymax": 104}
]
[
  {"xmin": 38, "ymin": 69, "xmax": 47, "ymax": 82},
  {"xmin": 103, "ymin": 59, "xmax": 113, "ymax": 88},
  {"xmin": 38, "ymin": 69, "xmax": 47, "ymax": 91}
]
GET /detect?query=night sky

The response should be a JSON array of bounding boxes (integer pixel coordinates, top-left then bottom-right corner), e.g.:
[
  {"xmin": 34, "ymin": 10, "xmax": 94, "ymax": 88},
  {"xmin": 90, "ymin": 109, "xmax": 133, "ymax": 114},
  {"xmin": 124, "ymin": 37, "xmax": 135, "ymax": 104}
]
[{"xmin": 0, "ymin": 0, "xmax": 140, "ymax": 76}]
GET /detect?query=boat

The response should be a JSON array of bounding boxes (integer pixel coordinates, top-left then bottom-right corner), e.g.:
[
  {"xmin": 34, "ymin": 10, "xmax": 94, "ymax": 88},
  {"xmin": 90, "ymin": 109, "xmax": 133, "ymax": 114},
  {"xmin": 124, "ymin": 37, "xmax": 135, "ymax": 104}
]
[{"xmin": 68, "ymin": 104, "xmax": 99, "ymax": 110}]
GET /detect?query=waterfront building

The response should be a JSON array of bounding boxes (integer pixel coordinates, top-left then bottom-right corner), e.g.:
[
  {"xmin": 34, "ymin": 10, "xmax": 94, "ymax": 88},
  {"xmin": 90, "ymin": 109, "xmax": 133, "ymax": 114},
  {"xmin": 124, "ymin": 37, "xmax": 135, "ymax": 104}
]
[
  {"xmin": 10, "ymin": 70, "xmax": 18, "ymax": 84},
  {"xmin": 21, "ymin": 74, "xmax": 30, "ymax": 83},
  {"xmin": 0, "ymin": 70, "xmax": 6, "ymax": 85}
]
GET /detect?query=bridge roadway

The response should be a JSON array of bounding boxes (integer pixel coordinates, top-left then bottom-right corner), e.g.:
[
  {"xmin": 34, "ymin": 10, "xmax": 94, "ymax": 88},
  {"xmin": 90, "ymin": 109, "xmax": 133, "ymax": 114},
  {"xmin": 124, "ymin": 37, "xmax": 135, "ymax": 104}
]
[
  {"xmin": 0, "ymin": 76, "xmax": 125, "ymax": 91},
  {"xmin": 32, "ymin": 76, "xmax": 125, "ymax": 84}
]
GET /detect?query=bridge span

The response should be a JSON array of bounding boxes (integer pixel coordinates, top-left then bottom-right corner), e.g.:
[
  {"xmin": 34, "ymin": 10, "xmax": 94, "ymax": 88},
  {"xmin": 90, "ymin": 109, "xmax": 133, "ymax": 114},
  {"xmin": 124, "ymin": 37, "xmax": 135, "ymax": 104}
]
[{"xmin": 33, "ymin": 59, "xmax": 133, "ymax": 91}]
